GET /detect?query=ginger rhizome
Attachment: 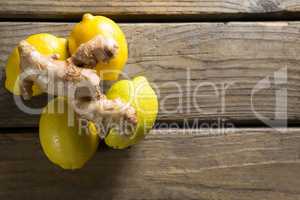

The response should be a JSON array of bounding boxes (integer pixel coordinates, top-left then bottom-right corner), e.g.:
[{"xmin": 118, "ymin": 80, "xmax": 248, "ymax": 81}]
[{"xmin": 18, "ymin": 35, "xmax": 137, "ymax": 137}]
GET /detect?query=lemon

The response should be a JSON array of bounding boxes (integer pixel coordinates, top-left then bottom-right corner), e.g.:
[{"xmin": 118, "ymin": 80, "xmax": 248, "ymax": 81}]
[
  {"xmin": 5, "ymin": 33, "xmax": 68, "ymax": 96},
  {"xmin": 39, "ymin": 97, "xmax": 99, "ymax": 170},
  {"xmin": 104, "ymin": 76, "xmax": 158, "ymax": 149},
  {"xmin": 68, "ymin": 13, "xmax": 128, "ymax": 81}
]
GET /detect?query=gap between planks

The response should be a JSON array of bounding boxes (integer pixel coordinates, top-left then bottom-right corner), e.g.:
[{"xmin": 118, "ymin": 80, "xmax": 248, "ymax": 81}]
[{"xmin": 1, "ymin": 0, "xmax": 300, "ymax": 22}]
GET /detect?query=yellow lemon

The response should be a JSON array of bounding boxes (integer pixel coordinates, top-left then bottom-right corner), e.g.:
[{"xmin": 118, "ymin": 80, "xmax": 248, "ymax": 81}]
[
  {"xmin": 104, "ymin": 76, "xmax": 158, "ymax": 149},
  {"xmin": 68, "ymin": 13, "xmax": 128, "ymax": 81},
  {"xmin": 5, "ymin": 33, "xmax": 68, "ymax": 96},
  {"xmin": 39, "ymin": 97, "xmax": 99, "ymax": 170}
]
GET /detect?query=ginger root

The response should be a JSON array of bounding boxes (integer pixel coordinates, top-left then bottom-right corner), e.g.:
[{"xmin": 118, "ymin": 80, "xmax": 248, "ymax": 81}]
[{"xmin": 18, "ymin": 35, "xmax": 137, "ymax": 137}]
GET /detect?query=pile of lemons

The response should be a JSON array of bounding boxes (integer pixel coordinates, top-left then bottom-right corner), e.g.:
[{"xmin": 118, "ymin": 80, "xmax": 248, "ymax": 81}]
[{"xmin": 5, "ymin": 14, "xmax": 158, "ymax": 170}]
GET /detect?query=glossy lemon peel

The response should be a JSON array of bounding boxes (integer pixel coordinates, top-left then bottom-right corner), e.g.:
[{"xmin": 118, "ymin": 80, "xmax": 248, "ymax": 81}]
[
  {"xmin": 5, "ymin": 33, "xmax": 68, "ymax": 96},
  {"xmin": 68, "ymin": 13, "xmax": 128, "ymax": 81},
  {"xmin": 39, "ymin": 97, "xmax": 99, "ymax": 170},
  {"xmin": 105, "ymin": 76, "xmax": 158, "ymax": 149}
]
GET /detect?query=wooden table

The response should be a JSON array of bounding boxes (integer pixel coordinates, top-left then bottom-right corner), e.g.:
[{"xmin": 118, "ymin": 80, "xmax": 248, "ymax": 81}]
[{"xmin": 0, "ymin": 1, "xmax": 300, "ymax": 199}]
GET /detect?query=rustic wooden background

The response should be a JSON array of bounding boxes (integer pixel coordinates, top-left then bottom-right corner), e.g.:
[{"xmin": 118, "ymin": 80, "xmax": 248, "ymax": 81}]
[{"xmin": 0, "ymin": 0, "xmax": 300, "ymax": 199}]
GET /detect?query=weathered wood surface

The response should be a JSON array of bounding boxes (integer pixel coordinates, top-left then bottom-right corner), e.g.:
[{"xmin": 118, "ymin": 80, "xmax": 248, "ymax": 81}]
[
  {"xmin": 1, "ymin": 22, "xmax": 300, "ymax": 127},
  {"xmin": 0, "ymin": 128, "xmax": 299, "ymax": 199},
  {"xmin": 0, "ymin": 0, "xmax": 300, "ymax": 20}
]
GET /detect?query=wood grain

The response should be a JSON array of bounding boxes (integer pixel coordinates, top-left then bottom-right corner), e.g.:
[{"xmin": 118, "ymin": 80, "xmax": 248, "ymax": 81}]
[
  {"xmin": 1, "ymin": 22, "xmax": 300, "ymax": 127},
  {"xmin": 0, "ymin": 128, "xmax": 299, "ymax": 199},
  {"xmin": 0, "ymin": 0, "xmax": 299, "ymax": 20}
]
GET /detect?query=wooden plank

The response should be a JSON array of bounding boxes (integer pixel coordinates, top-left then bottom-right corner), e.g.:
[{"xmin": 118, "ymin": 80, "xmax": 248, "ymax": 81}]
[
  {"xmin": 0, "ymin": 128, "xmax": 299, "ymax": 199},
  {"xmin": 0, "ymin": 0, "xmax": 299, "ymax": 20},
  {"xmin": 1, "ymin": 22, "xmax": 300, "ymax": 127}
]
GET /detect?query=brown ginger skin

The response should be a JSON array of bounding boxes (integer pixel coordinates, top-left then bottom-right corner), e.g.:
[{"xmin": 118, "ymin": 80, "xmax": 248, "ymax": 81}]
[{"xmin": 18, "ymin": 35, "xmax": 137, "ymax": 137}]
